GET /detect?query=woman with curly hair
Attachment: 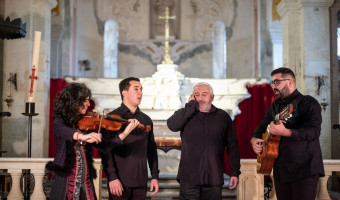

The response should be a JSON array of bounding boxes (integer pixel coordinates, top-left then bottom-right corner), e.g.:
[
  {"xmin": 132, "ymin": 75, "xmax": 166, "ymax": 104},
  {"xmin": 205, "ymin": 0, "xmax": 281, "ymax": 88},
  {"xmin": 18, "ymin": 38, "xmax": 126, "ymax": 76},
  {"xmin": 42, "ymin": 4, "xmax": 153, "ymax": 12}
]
[{"xmin": 46, "ymin": 83, "xmax": 139, "ymax": 200}]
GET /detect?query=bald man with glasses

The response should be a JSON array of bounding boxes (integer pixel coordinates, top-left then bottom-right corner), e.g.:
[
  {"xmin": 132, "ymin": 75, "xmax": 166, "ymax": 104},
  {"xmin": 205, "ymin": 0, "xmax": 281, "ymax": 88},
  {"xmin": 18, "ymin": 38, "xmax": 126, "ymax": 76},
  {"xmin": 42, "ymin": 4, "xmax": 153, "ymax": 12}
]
[{"xmin": 250, "ymin": 67, "xmax": 324, "ymax": 200}]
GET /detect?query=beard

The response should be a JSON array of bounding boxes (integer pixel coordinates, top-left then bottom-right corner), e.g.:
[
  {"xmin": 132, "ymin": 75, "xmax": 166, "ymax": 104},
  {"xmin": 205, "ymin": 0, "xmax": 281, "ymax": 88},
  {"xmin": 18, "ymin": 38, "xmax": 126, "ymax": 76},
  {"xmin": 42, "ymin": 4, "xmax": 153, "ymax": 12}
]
[
  {"xmin": 198, "ymin": 100, "xmax": 212, "ymax": 112},
  {"xmin": 274, "ymin": 85, "xmax": 290, "ymax": 100}
]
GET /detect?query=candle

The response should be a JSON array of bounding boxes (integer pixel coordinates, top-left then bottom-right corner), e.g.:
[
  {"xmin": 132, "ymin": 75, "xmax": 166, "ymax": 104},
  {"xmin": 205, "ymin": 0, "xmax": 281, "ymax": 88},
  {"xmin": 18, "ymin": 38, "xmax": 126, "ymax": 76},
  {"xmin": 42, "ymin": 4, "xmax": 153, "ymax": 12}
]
[{"xmin": 28, "ymin": 31, "xmax": 41, "ymax": 103}]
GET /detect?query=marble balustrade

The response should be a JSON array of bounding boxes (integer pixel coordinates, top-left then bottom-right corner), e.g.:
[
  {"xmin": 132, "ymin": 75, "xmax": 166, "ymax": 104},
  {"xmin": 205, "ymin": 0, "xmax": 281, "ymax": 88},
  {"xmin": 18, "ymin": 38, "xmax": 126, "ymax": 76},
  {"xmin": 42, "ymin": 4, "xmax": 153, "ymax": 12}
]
[
  {"xmin": 0, "ymin": 158, "xmax": 338, "ymax": 200},
  {"xmin": 0, "ymin": 158, "xmax": 102, "ymax": 200}
]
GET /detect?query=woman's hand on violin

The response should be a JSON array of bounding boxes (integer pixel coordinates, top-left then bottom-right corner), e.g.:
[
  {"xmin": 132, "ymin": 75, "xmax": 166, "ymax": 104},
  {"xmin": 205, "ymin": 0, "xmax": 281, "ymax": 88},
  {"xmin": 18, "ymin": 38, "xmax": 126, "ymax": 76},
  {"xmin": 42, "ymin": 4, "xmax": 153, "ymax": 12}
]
[{"xmin": 80, "ymin": 132, "xmax": 102, "ymax": 144}]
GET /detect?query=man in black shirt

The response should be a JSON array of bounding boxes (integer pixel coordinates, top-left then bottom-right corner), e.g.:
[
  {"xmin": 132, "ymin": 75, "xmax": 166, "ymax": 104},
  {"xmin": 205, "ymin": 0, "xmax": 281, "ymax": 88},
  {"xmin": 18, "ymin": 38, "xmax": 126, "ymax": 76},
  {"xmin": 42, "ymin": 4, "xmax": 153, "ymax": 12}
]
[
  {"xmin": 167, "ymin": 82, "xmax": 241, "ymax": 200},
  {"xmin": 99, "ymin": 77, "xmax": 159, "ymax": 200},
  {"xmin": 251, "ymin": 67, "xmax": 324, "ymax": 200}
]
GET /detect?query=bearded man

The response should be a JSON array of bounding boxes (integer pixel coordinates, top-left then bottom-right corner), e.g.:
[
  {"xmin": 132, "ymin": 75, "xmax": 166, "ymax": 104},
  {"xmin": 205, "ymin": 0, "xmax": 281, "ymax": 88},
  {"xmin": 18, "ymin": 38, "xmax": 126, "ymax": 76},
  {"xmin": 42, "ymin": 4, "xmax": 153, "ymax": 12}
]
[
  {"xmin": 251, "ymin": 67, "xmax": 324, "ymax": 200},
  {"xmin": 167, "ymin": 82, "xmax": 241, "ymax": 200}
]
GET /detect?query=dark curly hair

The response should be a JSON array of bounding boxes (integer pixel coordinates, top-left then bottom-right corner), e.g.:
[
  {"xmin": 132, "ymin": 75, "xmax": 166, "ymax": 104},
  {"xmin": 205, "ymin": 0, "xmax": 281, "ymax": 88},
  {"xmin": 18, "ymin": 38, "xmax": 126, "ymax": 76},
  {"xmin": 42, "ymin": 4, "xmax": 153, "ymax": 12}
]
[{"xmin": 54, "ymin": 83, "xmax": 91, "ymax": 126}]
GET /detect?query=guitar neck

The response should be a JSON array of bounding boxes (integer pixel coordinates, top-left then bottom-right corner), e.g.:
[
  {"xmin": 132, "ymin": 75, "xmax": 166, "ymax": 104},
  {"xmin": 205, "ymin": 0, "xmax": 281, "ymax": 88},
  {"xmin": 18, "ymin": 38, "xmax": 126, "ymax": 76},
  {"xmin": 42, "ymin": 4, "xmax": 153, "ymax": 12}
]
[
  {"xmin": 274, "ymin": 114, "xmax": 280, "ymax": 124},
  {"xmin": 264, "ymin": 126, "xmax": 271, "ymax": 143}
]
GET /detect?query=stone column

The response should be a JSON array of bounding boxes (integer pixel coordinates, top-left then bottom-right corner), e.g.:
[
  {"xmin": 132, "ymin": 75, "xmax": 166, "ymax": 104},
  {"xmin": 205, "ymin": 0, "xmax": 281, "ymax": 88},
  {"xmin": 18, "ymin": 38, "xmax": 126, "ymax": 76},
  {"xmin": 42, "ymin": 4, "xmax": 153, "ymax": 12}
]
[
  {"xmin": 103, "ymin": 20, "xmax": 119, "ymax": 78},
  {"xmin": 330, "ymin": 0, "xmax": 340, "ymax": 160},
  {"xmin": 238, "ymin": 160, "xmax": 264, "ymax": 200},
  {"xmin": 277, "ymin": 0, "xmax": 302, "ymax": 88},
  {"xmin": 7, "ymin": 169, "xmax": 24, "ymax": 199},
  {"xmin": 316, "ymin": 174, "xmax": 331, "ymax": 200},
  {"xmin": 30, "ymin": 169, "xmax": 46, "ymax": 199},
  {"xmin": 93, "ymin": 159, "xmax": 102, "ymax": 200},
  {"xmin": 267, "ymin": 0, "xmax": 283, "ymax": 70},
  {"xmin": 212, "ymin": 21, "xmax": 227, "ymax": 79},
  {"xmin": 2, "ymin": 0, "xmax": 57, "ymax": 157},
  {"xmin": 300, "ymin": 0, "xmax": 333, "ymax": 159},
  {"xmin": 277, "ymin": 0, "xmax": 334, "ymax": 159}
]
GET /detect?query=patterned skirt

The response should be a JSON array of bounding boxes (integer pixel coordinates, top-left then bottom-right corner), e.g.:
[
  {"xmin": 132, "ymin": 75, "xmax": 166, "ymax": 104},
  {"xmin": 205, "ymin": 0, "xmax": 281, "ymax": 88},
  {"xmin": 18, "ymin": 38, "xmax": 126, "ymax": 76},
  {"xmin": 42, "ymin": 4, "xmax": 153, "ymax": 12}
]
[{"xmin": 50, "ymin": 142, "xmax": 97, "ymax": 200}]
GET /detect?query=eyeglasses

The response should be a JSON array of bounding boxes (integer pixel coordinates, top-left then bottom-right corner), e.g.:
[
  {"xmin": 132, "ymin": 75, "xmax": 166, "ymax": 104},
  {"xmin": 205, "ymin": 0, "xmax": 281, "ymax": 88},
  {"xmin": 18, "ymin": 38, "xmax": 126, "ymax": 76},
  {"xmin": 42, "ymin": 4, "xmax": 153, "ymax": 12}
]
[{"xmin": 270, "ymin": 79, "xmax": 290, "ymax": 86}]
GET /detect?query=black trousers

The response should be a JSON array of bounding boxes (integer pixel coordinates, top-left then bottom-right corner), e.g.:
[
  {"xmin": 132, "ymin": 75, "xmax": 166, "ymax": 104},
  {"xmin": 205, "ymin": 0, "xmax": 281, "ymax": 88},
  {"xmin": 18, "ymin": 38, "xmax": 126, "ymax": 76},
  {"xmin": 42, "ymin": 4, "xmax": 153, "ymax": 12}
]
[
  {"xmin": 274, "ymin": 175, "xmax": 319, "ymax": 200},
  {"xmin": 179, "ymin": 180, "xmax": 222, "ymax": 200},
  {"xmin": 109, "ymin": 186, "xmax": 147, "ymax": 200}
]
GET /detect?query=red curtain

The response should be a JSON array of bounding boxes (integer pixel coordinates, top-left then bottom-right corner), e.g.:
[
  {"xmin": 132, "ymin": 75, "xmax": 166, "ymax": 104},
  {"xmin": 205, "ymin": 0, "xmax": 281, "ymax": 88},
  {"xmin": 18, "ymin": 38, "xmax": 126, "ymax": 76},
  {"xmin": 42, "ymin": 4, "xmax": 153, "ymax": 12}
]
[
  {"xmin": 49, "ymin": 78, "xmax": 68, "ymax": 157},
  {"xmin": 224, "ymin": 84, "xmax": 275, "ymax": 175}
]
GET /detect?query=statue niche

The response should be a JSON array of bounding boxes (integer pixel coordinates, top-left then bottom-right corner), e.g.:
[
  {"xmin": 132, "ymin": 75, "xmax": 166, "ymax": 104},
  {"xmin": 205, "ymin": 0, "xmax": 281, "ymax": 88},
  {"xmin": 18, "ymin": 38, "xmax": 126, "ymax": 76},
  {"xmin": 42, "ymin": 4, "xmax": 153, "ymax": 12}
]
[{"xmin": 150, "ymin": 0, "xmax": 180, "ymax": 39}]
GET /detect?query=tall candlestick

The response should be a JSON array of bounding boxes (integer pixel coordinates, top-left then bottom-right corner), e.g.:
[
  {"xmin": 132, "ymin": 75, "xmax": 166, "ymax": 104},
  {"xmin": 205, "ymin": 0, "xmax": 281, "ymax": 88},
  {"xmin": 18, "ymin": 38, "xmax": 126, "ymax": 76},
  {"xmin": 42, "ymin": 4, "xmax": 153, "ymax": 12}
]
[{"xmin": 28, "ymin": 31, "xmax": 41, "ymax": 103}]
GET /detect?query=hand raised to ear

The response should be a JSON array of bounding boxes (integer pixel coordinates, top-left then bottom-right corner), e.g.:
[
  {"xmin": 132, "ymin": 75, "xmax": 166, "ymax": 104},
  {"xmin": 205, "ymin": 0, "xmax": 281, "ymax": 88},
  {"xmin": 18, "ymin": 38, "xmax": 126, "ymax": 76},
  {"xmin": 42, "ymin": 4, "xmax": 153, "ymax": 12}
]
[{"xmin": 188, "ymin": 94, "xmax": 196, "ymax": 102}]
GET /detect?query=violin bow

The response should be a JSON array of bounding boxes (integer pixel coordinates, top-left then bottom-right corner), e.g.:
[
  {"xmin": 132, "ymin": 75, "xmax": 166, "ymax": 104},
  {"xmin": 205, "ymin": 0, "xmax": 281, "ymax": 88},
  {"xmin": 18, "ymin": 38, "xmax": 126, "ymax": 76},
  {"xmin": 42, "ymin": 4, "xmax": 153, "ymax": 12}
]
[{"xmin": 96, "ymin": 111, "xmax": 105, "ymax": 144}]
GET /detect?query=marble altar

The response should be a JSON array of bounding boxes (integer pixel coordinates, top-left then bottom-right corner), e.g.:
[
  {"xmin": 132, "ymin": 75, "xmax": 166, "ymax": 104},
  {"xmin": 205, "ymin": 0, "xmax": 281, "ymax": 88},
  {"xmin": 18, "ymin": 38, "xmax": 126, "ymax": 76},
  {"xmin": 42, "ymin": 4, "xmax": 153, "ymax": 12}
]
[{"xmin": 65, "ymin": 64, "xmax": 267, "ymax": 120}]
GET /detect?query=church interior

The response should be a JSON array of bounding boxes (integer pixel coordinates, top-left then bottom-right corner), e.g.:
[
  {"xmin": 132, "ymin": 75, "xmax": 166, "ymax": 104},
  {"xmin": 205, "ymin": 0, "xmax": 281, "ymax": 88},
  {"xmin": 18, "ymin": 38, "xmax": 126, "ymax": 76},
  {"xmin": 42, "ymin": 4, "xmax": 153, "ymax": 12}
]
[{"xmin": 1, "ymin": 0, "xmax": 340, "ymax": 199}]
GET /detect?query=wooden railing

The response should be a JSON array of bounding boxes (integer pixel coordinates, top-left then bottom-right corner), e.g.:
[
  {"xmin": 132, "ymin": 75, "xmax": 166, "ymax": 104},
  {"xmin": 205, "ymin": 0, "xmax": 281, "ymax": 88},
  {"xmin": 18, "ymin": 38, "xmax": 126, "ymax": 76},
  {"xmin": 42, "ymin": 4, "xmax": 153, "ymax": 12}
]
[{"xmin": 0, "ymin": 158, "xmax": 339, "ymax": 200}]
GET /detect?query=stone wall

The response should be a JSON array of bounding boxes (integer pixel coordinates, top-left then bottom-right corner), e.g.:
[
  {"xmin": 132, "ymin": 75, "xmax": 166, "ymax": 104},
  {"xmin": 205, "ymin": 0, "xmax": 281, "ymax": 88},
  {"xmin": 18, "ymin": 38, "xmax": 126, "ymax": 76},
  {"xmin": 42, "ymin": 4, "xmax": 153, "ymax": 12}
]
[
  {"xmin": 50, "ymin": 0, "xmax": 273, "ymax": 79},
  {"xmin": 1, "ymin": 0, "xmax": 56, "ymax": 157},
  {"xmin": 0, "ymin": 0, "xmax": 4, "ymax": 151}
]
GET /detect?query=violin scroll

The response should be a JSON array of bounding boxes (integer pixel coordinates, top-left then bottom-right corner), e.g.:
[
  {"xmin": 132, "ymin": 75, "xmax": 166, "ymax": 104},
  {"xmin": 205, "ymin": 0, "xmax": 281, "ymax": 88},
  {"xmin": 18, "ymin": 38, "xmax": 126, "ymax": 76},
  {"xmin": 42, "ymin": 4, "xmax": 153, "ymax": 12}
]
[{"xmin": 137, "ymin": 124, "xmax": 151, "ymax": 133}]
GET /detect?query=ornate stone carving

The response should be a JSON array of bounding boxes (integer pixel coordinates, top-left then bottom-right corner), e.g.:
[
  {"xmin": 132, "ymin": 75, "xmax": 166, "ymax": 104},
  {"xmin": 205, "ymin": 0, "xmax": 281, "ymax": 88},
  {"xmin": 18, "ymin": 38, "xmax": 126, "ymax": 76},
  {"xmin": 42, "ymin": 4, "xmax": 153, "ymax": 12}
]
[
  {"xmin": 94, "ymin": 0, "xmax": 143, "ymax": 40},
  {"xmin": 190, "ymin": 0, "xmax": 237, "ymax": 40},
  {"xmin": 150, "ymin": 0, "xmax": 179, "ymax": 39},
  {"xmin": 119, "ymin": 40, "xmax": 212, "ymax": 66}
]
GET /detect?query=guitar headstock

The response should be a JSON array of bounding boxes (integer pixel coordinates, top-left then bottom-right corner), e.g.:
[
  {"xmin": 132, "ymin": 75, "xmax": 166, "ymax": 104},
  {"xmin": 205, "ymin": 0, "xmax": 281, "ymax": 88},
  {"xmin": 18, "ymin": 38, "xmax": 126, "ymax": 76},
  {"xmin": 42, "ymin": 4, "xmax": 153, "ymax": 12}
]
[{"xmin": 276, "ymin": 104, "xmax": 293, "ymax": 122}]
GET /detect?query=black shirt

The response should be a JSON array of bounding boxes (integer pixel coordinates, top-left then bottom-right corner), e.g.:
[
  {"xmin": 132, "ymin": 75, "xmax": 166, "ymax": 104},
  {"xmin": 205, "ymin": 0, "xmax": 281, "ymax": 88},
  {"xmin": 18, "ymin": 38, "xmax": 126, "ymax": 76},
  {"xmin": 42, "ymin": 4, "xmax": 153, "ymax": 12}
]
[
  {"xmin": 167, "ymin": 100, "xmax": 241, "ymax": 185},
  {"xmin": 253, "ymin": 90, "xmax": 324, "ymax": 182},
  {"xmin": 99, "ymin": 103, "xmax": 159, "ymax": 187}
]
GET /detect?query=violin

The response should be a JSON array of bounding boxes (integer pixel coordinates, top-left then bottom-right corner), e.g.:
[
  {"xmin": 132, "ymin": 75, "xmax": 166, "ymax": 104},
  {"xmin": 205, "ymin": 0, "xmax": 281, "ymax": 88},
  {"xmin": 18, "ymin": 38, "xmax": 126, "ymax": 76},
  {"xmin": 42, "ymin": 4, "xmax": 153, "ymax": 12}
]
[{"xmin": 77, "ymin": 111, "xmax": 151, "ymax": 133}]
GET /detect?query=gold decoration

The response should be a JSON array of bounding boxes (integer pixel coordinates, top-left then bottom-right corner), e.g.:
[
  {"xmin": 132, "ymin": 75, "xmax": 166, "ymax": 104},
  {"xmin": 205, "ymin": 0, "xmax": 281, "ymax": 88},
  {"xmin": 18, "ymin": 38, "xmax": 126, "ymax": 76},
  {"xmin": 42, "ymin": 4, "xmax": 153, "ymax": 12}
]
[
  {"xmin": 51, "ymin": 0, "xmax": 59, "ymax": 16},
  {"xmin": 272, "ymin": 0, "xmax": 281, "ymax": 21},
  {"xmin": 158, "ymin": 7, "xmax": 176, "ymax": 64}
]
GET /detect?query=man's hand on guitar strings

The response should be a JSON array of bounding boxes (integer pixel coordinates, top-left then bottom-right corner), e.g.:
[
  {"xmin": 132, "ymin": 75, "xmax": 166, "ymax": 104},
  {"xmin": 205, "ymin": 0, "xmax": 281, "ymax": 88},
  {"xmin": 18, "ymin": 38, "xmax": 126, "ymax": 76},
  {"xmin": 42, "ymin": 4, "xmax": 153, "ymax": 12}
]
[
  {"xmin": 250, "ymin": 137, "xmax": 264, "ymax": 154},
  {"xmin": 269, "ymin": 121, "xmax": 292, "ymax": 137}
]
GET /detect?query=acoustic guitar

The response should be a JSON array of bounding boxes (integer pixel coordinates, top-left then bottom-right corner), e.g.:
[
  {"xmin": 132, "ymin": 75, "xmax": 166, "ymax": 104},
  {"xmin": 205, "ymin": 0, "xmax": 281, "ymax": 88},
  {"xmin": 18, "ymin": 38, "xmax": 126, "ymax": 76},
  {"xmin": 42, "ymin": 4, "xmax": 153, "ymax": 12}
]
[{"xmin": 257, "ymin": 104, "xmax": 293, "ymax": 175}]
